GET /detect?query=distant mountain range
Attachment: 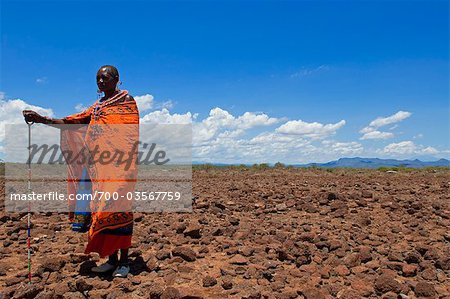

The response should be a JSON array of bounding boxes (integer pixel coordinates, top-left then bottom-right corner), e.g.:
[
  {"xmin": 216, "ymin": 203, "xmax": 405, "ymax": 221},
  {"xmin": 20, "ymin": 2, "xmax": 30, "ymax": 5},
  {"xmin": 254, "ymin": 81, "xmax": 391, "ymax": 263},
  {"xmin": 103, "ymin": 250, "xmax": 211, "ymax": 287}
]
[
  {"xmin": 193, "ymin": 157, "xmax": 450, "ymax": 168},
  {"xmin": 298, "ymin": 157, "xmax": 450, "ymax": 168}
]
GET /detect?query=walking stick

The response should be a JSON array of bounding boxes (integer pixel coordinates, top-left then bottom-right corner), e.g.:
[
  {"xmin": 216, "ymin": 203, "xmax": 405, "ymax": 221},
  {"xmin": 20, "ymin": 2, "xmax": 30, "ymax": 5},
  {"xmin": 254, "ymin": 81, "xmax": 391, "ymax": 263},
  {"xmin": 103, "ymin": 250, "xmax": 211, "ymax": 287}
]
[{"xmin": 26, "ymin": 120, "xmax": 34, "ymax": 284}]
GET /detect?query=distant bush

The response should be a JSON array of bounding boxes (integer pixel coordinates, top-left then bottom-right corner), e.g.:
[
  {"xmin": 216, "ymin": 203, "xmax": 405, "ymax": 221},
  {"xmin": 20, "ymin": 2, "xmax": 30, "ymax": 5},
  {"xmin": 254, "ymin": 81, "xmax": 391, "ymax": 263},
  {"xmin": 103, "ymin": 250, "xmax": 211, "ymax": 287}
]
[
  {"xmin": 422, "ymin": 166, "xmax": 450, "ymax": 172},
  {"xmin": 251, "ymin": 163, "xmax": 270, "ymax": 170},
  {"xmin": 227, "ymin": 164, "xmax": 248, "ymax": 171},
  {"xmin": 192, "ymin": 163, "xmax": 215, "ymax": 171},
  {"xmin": 274, "ymin": 162, "xmax": 285, "ymax": 168},
  {"xmin": 375, "ymin": 166, "xmax": 448, "ymax": 173},
  {"xmin": 307, "ymin": 164, "xmax": 319, "ymax": 170}
]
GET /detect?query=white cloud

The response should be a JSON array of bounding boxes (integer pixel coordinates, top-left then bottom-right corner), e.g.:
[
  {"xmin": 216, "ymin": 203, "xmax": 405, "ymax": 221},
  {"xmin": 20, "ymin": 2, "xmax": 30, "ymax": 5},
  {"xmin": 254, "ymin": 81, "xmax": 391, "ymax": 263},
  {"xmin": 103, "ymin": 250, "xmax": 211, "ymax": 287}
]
[
  {"xmin": 0, "ymin": 99, "xmax": 54, "ymax": 133},
  {"xmin": 421, "ymin": 146, "xmax": 439, "ymax": 155},
  {"xmin": 360, "ymin": 130, "xmax": 394, "ymax": 140},
  {"xmin": 75, "ymin": 103, "xmax": 87, "ymax": 112},
  {"xmin": 0, "ymin": 98, "xmax": 55, "ymax": 160},
  {"xmin": 139, "ymin": 108, "xmax": 357, "ymax": 163},
  {"xmin": 276, "ymin": 119, "xmax": 346, "ymax": 139},
  {"xmin": 191, "ymin": 108, "xmax": 279, "ymax": 143},
  {"xmin": 134, "ymin": 94, "xmax": 154, "ymax": 111},
  {"xmin": 141, "ymin": 108, "xmax": 195, "ymax": 124},
  {"xmin": 378, "ymin": 141, "xmax": 439, "ymax": 156},
  {"xmin": 160, "ymin": 100, "xmax": 174, "ymax": 110},
  {"xmin": 321, "ymin": 140, "xmax": 364, "ymax": 156},
  {"xmin": 360, "ymin": 110, "xmax": 412, "ymax": 140},
  {"xmin": 389, "ymin": 124, "xmax": 398, "ymax": 131},
  {"xmin": 36, "ymin": 77, "xmax": 48, "ymax": 84},
  {"xmin": 0, "ymin": 95, "xmax": 445, "ymax": 164},
  {"xmin": 379, "ymin": 141, "xmax": 416, "ymax": 155},
  {"xmin": 368, "ymin": 111, "xmax": 412, "ymax": 128},
  {"xmin": 290, "ymin": 65, "xmax": 330, "ymax": 78}
]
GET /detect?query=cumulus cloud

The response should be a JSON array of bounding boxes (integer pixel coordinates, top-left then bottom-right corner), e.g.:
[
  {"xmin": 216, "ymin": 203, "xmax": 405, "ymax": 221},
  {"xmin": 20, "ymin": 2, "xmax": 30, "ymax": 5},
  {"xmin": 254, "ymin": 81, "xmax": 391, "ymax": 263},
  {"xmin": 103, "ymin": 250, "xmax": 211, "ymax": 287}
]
[
  {"xmin": 360, "ymin": 130, "xmax": 394, "ymax": 140},
  {"xmin": 134, "ymin": 94, "xmax": 154, "ymax": 111},
  {"xmin": 360, "ymin": 110, "xmax": 411, "ymax": 140},
  {"xmin": 0, "ymin": 95, "xmax": 445, "ymax": 164},
  {"xmin": 191, "ymin": 108, "xmax": 279, "ymax": 144},
  {"xmin": 368, "ymin": 111, "xmax": 412, "ymax": 128},
  {"xmin": 0, "ymin": 99, "xmax": 54, "ymax": 138},
  {"xmin": 0, "ymin": 98, "xmax": 55, "ymax": 160},
  {"xmin": 321, "ymin": 140, "xmax": 364, "ymax": 156},
  {"xmin": 378, "ymin": 141, "xmax": 439, "ymax": 156},
  {"xmin": 139, "ymin": 107, "xmax": 360, "ymax": 163},
  {"xmin": 141, "ymin": 108, "xmax": 196, "ymax": 124},
  {"xmin": 276, "ymin": 119, "xmax": 346, "ymax": 139}
]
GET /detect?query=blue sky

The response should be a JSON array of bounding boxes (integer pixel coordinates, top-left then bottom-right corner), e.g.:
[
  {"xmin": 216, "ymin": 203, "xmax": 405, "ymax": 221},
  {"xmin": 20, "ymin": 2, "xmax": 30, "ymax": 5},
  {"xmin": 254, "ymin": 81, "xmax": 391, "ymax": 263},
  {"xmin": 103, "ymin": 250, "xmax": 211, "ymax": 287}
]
[{"xmin": 1, "ymin": 0, "xmax": 449, "ymax": 163}]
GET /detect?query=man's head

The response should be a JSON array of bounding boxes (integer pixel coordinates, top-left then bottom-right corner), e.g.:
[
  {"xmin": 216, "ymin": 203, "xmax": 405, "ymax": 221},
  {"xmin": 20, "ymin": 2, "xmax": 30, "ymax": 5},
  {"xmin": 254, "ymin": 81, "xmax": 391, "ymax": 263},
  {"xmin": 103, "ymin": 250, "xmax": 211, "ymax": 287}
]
[{"xmin": 97, "ymin": 65, "xmax": 119, "ymax": 92}]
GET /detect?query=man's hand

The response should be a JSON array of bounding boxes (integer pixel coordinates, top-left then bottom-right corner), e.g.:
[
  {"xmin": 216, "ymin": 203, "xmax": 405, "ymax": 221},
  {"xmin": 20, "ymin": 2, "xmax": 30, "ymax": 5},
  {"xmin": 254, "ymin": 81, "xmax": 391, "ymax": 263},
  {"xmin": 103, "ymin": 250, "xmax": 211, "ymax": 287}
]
[{"xmin": 23, "ymin": 110, "xmax": 45, "ymax": 124}]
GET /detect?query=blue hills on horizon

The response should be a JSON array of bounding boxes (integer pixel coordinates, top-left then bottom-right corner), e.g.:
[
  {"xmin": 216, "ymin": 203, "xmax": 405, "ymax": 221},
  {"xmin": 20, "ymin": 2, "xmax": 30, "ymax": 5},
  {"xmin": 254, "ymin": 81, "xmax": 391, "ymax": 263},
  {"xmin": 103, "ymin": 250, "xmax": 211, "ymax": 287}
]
[
  {"xmin": 193, "ymin": 157, "xmax": 450, "ymax": 168},
  {"xmin": 298, "ymin": 157, "xmax": 450, "ymax": 168}
]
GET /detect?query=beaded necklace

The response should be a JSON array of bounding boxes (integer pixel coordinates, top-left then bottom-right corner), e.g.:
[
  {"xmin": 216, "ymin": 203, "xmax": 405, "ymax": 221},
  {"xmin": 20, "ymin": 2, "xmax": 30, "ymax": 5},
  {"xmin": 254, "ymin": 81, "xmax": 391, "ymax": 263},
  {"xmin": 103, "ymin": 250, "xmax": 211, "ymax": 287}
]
[{"xmin": 93, "ymin": 90, "xmax": 128, "ymax": 120}]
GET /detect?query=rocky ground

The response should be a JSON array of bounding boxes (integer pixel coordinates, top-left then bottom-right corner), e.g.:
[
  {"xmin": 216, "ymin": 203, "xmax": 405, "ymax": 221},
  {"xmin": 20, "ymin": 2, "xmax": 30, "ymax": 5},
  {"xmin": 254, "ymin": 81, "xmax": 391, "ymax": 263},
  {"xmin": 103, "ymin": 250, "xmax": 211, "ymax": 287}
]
[{"xmin": 0, "ymin": 168, "xmax": 449, "ymax": 299}]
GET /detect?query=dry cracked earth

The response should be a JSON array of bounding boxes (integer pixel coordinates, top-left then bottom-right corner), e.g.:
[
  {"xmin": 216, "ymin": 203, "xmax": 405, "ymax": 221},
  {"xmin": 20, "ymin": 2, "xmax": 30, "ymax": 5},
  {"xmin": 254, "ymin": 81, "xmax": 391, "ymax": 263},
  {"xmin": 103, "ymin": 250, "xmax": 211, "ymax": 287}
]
[{"xmin": 0, "ymin": 168, "xmax": 449, "ymax": 299}]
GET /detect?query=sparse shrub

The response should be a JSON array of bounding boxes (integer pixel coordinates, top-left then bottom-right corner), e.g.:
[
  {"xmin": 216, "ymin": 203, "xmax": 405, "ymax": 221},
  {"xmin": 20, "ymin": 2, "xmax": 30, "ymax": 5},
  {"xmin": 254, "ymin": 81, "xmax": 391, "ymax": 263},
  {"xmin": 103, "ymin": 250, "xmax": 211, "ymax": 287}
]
[
  {"xmin": 274, "ymin": 162, "xmax": 285, "ymax": 169},
  {"xmin": 193, "ymin": 163, "xmax": 215, "ymax": 171}
]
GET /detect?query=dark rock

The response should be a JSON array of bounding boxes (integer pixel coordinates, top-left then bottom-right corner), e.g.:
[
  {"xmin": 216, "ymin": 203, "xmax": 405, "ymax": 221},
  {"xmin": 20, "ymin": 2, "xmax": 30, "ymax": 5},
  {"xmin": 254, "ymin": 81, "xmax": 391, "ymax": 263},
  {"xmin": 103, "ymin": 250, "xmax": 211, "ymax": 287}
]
[
  {"xmin": 414, "ymin": 281, "xmax": 435, "ymax": 297},
  {"xmin": 402, "ymin": 263, "xmax": 417, "ymax": 277},
  {"xmin": 343, "ymin": 252, "xmax": 361, "ymax": 268},
  {"xmin": 146, "ymin": 283, "xmax": 164, "ymax": 299},
  {"xmin": 69, "ymin": 254, "xmax": 90, "ymax": 264},
  {"xmin": 229, "ymin": 254, "xmax": 248, "ymax": 265},
  {"xmin": 300, "ymin": 288, "xmax": 326, "ymax": 299},
  {"xmin": 172, "ymin": 246, "xmax": 196, "ymax": 262},
  {"xmin": 380, "ymin": 292, "xmax": 397, "ymax": 299},
  {"xmin": 202, "ymin": 275, "xmax": 217, "ymax": 287},
  {"xmin": 75, "ymin": 278, "xmax": 92, "ymax": 292},
  {"xmin": 39, "ymin": 257, "xmax": 65, "ymax": 272},
  {"xmin": 221, "ymin": 278, "xmax": 233, "ymax": 290},
  {"xmin": 375, "ymin": 274, "xmax": 402, "ymax": 295},
  {"xmin": 12, "ymin": 283, "xmax": 43, "ymax": 299},
  {"xmin": 183, "ymin": 224, "xmax": 202, "ymax": 239},
  {"xmin": 240, "ymin": 246, "xmax": 254, "ymax": 257},
  {"xmin": 34, "ymin": 290, "xmax": 57, "ymax": 299},
  {"xmin": 161, "ymin": 287, "xmax": 181, "ymax": 299},
  {"xmin": 176, "ymin": 223, "xmax": 187, "ymax": 234},
  {"xmin": 156, "ymin": 251, "xmax": 171, "ymax": 261},
  {"xmin": 146, "ymin": 258, "xmax": 160, "ymax": 272},
  {"xmin": 361, "ymin": 190, "xmax": 373, "ymax": 198},
  {"xmin": 327, "ymin": 192, "xmax": 338, "ymax": 201},
  {"xmin": 435, "ymin": 256, "xmax": 450, "ymax": 270},
  {"xmin": 405, "ymin": 251, "xmax": 421, "ymax": 264},
  {"xmin": 359, "ymin": 246, "xmax": 372, "ymax": 263},
  {"xmin": 229, "ymin": 217, "xmax": 240, "ymax": 226}
]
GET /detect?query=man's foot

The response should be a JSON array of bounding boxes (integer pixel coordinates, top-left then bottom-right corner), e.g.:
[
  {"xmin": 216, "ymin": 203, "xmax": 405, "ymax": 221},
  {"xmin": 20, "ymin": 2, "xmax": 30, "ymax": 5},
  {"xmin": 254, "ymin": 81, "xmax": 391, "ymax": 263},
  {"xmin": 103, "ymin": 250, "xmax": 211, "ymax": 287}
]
[
  {"xmin": 112, "ymin": 265, "xmax": 130, "ymax": 278},
  {"xmin": 91, "ymin": 261, "xmax": 116, "ymax": 273}
]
